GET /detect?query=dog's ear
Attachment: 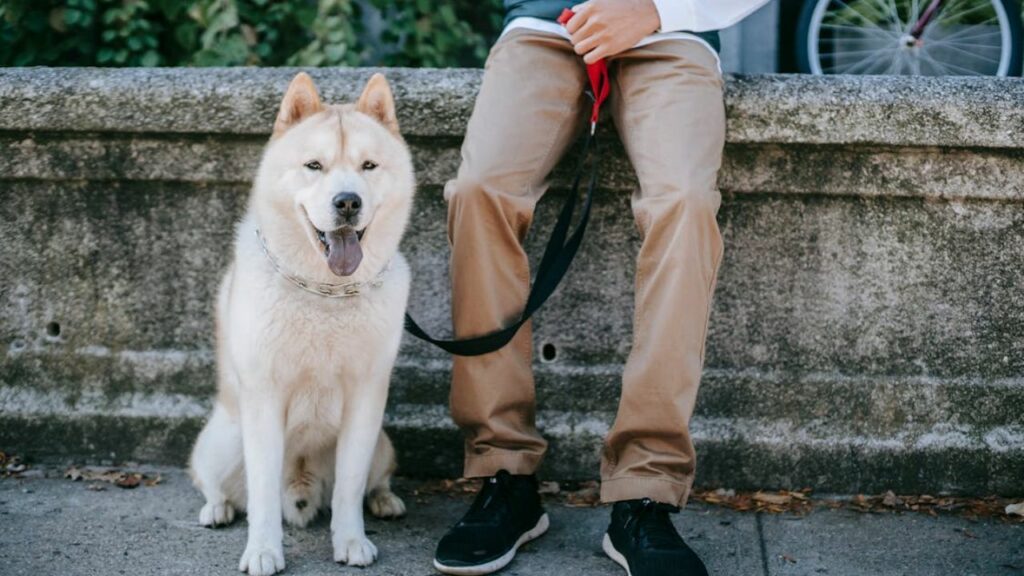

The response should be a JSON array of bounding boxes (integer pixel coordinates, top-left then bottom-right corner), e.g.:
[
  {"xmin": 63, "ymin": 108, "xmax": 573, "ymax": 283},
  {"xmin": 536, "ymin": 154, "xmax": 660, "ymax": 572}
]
[
  {"xmin": 356, "ymin": 73, "xmax": 399, "ymax": 134},
  {"xmin": 274, "ymin": 72, "xmax": 323, "ymax": 136}
]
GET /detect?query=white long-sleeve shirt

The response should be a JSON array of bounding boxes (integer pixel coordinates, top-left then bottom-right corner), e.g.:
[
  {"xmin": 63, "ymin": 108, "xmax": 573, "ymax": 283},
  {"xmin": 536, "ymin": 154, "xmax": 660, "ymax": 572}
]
[
  {"xmin": 651, "ymin": 0, "xmax": 770, "ymax": 33},
  {"xmin": 503, "ymin": 0, "xmax": 771, "ymax": 67}
]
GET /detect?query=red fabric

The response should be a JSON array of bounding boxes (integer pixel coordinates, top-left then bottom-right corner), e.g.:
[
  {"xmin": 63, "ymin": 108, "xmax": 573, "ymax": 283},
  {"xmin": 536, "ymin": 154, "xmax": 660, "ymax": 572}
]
[{"xmin": 558, "ymin": 9, "xmax": 609, "ymax": 126}]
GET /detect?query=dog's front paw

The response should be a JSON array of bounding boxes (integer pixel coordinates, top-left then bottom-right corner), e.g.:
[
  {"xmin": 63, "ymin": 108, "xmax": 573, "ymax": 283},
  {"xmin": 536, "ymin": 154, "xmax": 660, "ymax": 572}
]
[
  {"xmin": 238, "ymin": 543, "xmax": 285, "ymax": 576},
  {"xmin": 199, "ymin": 501, "xmax": 236, "ymax": 527},
  {"xmin": 367, "ymin": 489, "xmax": 406, "ymax": 519},
  {"xmin": 333, "ymin": 534, "xmax": 378, "ymax": 567}
]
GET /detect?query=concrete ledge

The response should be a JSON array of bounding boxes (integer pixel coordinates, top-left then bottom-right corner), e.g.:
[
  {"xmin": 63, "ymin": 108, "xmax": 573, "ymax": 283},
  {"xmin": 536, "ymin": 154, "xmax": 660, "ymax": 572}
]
[
  {"xmin": 1, "ymin": 68, "xmax": 1022, "ymax": 494},
  {"xmin": 3, "ymin": 68, "xmax": 1023, "ymax": 148}
]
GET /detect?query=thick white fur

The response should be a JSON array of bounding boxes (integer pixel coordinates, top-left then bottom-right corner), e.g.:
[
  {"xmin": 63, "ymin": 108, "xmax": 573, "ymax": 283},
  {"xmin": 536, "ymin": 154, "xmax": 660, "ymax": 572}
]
[{"xmin": 189, "ymin": 73, "xmax": 413, "ymax": 576}]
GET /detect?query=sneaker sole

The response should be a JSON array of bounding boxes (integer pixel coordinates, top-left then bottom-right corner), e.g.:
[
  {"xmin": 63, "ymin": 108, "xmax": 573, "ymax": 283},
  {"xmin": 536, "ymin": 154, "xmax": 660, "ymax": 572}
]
[
  {"xmin": 602, "ymin": 533, "xmax": 632, "ymax": 576},
  {"xmin": 433, "ymin": 513, "xmax": 550, "ymax": 575}
]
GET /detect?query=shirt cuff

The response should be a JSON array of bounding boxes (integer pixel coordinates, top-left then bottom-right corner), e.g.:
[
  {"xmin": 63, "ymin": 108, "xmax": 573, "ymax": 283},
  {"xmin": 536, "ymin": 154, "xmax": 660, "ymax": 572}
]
[{"xmin": 652, "ymin": 0, "xmax": 696, "ymax": 33}]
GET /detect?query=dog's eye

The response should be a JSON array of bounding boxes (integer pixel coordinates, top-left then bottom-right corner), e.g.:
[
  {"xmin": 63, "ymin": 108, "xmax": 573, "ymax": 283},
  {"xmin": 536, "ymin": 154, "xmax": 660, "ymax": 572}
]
[
  {"xmin": 304, "ymin": 160, "xmax": 322, "ymax": 171},
  {"xmin": 362, "ymin": 160, "xmax": 378, "ymax": 171}
]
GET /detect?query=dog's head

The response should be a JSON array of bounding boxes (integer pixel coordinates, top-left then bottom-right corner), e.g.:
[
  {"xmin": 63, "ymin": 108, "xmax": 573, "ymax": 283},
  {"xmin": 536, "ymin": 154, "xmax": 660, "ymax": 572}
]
[{"xmin": 254, "ymin": 72, "xmax": 414, "ymax": 278}]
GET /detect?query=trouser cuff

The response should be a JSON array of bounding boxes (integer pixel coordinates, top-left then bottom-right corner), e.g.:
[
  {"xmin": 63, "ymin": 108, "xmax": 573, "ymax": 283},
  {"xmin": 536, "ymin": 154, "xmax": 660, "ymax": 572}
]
[
  {"xmin": 600, "ymin": 475, "xmax": 694, "ymax": 507},
  {"xmin": 463, "ymin": 450, "xmax": 544, "ymax": 478}
]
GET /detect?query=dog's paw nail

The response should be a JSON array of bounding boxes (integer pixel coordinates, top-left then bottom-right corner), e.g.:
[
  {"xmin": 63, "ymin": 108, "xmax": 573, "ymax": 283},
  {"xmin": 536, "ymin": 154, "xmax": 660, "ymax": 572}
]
[
  {"xmin": 239, "ymin": 545, "xmax": 285, "ymax": 576},
  {"xmin": 199, "ymin": 501, "xmax": 236, "ymax": 527},
  {"xmin": 334, "ymin": 536, "xmax": 378, "ymax": 566}
]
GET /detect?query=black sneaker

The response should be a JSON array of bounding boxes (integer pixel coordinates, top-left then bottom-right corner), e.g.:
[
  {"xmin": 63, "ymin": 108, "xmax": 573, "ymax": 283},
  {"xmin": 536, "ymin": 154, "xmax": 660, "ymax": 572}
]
[
  {"xmin": 433, "ymin": 470, "xmax": 549, "ymax": 575},
  {"xmin": 603, "ymin": 498, "xmax": 709, "ymax": 576}
]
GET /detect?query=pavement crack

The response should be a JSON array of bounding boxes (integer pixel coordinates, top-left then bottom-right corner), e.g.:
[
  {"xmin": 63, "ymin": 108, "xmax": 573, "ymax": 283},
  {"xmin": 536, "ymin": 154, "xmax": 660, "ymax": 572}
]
[{"xmin": 755, "ymin": 512, "xmax": 770, "ymax": 576}]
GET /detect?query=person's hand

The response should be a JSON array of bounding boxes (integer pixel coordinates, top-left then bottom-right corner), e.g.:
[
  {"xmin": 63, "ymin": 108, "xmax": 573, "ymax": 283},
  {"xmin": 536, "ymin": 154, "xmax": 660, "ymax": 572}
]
[{"xmin": 565, "ymin": 0, "xmax": 661, "ymax": 64}]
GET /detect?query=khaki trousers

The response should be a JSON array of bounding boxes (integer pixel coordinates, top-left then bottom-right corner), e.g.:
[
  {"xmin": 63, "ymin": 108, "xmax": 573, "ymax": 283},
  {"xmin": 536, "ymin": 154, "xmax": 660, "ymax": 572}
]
[{"xmin": 445, "ymin": 29, "xmax": 725, "ymax": 507}]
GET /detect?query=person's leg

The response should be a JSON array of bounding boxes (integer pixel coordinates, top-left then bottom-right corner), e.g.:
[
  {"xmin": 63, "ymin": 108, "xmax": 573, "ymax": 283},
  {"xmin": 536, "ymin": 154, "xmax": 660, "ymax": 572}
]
[
  {"xmin": 599, "ymin": 39, "xmax": 726, "ymax": 508},
  {"xmin": 447, "ymin": 28, "xmax": 588, "ymax": 478},
  {"xmin": 435, "ymin": 29, "xmax": 588, "ymax": 576}
]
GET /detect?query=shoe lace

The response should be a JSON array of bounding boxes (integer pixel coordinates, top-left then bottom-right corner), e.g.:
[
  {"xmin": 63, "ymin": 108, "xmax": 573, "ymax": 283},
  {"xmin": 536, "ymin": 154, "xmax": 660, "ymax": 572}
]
[
  {"xmin": 459, "ymin": 472, "xmax": 513, "ymax": 525},
  {"xmin": 628, "ymin": 498, "xmax": 682, "ymax": 549}
]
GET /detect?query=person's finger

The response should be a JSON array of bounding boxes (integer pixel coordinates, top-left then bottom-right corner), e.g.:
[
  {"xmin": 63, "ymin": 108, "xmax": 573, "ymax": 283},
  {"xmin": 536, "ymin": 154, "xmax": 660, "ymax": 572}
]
[
  {"xmin": 572, "ymin": 33, "xmax": 599, "ymax": 56},
  {"xmin": 570, "ymin": 1, "xmax": 593, "ymax": 15},
  {"xmin": 570, "ymin": 19, "xmax": 599, "ymax": 49},
  {"xmin": 565, "ymin": 3, "xmax": 591, "ymax": 34},
  {"xmin": 583, "ymin": 44, "xmax": 609, "ymax": 65}
]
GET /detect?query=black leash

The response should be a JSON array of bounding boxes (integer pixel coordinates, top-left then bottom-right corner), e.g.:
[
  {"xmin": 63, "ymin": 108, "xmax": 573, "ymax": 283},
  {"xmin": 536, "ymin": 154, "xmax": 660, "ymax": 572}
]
[{"xmin": 403, "ymin": 128, "xmax": 600, "ymax": 356}]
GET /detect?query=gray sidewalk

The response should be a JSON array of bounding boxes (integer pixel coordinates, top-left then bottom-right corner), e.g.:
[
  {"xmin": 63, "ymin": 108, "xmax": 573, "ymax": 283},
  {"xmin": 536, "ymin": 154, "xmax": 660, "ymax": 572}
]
[{"xmin": 1, "ymin": 467, "xmax": 1020, "ymax": 576}]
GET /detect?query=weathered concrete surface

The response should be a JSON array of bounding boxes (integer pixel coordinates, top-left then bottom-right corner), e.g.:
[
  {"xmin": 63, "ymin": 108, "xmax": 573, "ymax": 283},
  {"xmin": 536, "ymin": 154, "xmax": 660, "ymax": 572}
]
[
  {"xmin": 1, "ymin": 468, "xmax": 1021, "ymax": 576},
  {"xmin": 2, "ymin": 68, "xmax": 1023, "ymax": 148},
  {"xmin": 1, "ymin": 68, "xmax": 1022, "ymax": 493},
  {"xmin": 761, "ymin": 509, "xmax": 1024, "ymax": 576}
]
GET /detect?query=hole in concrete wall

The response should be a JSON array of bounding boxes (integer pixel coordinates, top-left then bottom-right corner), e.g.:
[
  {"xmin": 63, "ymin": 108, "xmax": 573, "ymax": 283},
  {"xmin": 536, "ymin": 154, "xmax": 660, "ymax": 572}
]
[
  {"xmin": 45, "ymin": 322, "xmax": 61, "ymax": 338},
  {"xmin": 540, "ymin": 342, "xmax": 557, "ymax": 363}
]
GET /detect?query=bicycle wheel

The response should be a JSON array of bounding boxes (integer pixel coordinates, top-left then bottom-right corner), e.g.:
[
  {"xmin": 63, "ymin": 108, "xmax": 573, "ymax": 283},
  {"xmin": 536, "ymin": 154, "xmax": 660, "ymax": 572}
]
[{"xmin": 796, "ymin": 0, "xmax": 1023, "ymax": 76}]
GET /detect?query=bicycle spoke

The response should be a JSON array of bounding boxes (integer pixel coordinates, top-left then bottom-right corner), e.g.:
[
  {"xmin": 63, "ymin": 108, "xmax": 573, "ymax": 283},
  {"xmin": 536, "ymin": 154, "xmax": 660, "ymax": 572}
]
[
  {"xmin": 922, "ymin": 60, "xmax": 945, "ymax": 75},
  {"xmin": 819, "ymin": 47, "xmax": 902, "ymax": 56},
  {"xmin": 829, "ymin": 0, "xmax": 891, "ymax": 30},
  {"xmin": 908, "ymin": 0, "xmax": 921, "ymax": 32},
  {"xmin": 886, "ymin": 0, "xmax": 904, "ymax": 29},
  {"xmin": 865, "ymin": 0, "xmax": 902, "ymax": 31},
  {"xmin": 821, "ymin": 22, "xmax": 896, "ymax": 34},
  {"xmin": 934, "ymin": 2, "xmax": 998, "ymax": 25},
  {"xmin": 928, "ymin": 27, "xmax": 1002, "ymax": 43},
  {"xmin": 828, "ymin": 48, "xmax": 891, "ymax": 73},
  {"xmin": 822, "ymin": 53, "xmax": 878, "ymax": 72},
  {"xmin": 884, "ymin": 49, "xmax": 903, "ymax": 74},
  {"xmin": 921, "ymin": 51, "xmax": 988, "ymax": 74},
  {"xmin": 928, "ymin": 40, "xmax": 1004, "ymax": 49},
  {"xmin": 918, "ymin": 49, "xmax": 951, "ymax": 74},
  {"xmin": 928, "ymin": 41, "xmax": 1003, "ymax": 64}
]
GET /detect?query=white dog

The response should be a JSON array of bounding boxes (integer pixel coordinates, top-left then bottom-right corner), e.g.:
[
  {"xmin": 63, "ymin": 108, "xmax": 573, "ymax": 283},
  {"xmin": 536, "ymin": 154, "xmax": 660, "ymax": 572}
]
[{"xmin": 189, "ymin": 72, "xmax": 414, "ymax": 576}]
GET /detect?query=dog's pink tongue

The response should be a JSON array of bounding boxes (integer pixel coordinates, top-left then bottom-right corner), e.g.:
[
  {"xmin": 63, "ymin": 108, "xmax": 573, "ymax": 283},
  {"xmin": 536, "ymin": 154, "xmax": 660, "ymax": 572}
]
[{"xmin": 325, "ymin": 228, "xmax": 362, "ymax": 277}]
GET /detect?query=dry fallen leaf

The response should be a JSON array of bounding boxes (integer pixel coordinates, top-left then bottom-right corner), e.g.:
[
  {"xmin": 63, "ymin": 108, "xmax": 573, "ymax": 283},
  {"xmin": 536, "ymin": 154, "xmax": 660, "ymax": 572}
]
[
  {"xmin": 538, "ymin": 481, "xmax": 561, "ymax": 495},
  {"xmin": 691, "ymin": 488, "xmax": 1022, "ymax": 522},
  {"xmin": 115, "ymin": 473, "xmax": 142, "ymax": 489},
  {"xmin": 63, "ymin": 466, "xmax": 159, "ymax": 490},
  {"xmin": 1, "ymin": 453, "xmax": 27, "ymax": 477},
  {"xmin": 882, "ymin": 491, "xmax": 901, "ymax": 508},
  {"xmin": 754, "ymin": 492, "xmax": 792, "ymax": 506},
  {"xmin": 565, "ymin": 481, "xmax": 601, "ymax": 507},
  {"xmin": 65, "ymin": 466, "xmax": 83, "ymax": 481}
]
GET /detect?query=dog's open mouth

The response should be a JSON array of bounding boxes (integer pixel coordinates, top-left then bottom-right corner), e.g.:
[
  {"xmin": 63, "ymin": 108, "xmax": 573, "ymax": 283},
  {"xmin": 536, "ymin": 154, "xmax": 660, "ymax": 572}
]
[{"xmin": 314, "ymin": 226, "xmax": 366, "ymax": 277}]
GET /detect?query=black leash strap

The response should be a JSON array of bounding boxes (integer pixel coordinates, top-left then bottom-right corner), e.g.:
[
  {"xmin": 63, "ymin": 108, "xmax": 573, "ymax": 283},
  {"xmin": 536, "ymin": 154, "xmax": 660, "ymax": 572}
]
[{"xmin": 403, "ymin": 129, "xmax": 599, "ymax": 356}]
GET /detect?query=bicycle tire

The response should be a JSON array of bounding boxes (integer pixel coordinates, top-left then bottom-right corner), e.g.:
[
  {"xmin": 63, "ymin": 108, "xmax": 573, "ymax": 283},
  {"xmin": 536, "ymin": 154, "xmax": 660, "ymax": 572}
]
[{"xmin": 795, "ymin": 0, "xmax": 1022, "ymax": 76}]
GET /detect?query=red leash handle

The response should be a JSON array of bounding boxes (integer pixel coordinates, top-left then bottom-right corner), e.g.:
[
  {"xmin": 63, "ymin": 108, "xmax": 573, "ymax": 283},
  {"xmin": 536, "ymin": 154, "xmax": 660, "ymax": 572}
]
[{"xmin": 558, "ymin": 8, "xmax": 609, "ymax": 132}]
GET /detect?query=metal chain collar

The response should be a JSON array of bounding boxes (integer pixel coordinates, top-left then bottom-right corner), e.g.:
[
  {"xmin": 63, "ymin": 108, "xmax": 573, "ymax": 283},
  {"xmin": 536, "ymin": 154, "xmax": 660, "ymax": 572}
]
[{"xmin": 254, "ymin": 228, "xmax": 390, "ymax": 298}]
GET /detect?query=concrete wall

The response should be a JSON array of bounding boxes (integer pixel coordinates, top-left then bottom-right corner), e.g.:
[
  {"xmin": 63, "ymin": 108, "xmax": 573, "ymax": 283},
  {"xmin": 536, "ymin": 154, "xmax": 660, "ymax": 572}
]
[{"xmin": 1, "ymin": 68, "xmax": 1022, "ymax": 494}]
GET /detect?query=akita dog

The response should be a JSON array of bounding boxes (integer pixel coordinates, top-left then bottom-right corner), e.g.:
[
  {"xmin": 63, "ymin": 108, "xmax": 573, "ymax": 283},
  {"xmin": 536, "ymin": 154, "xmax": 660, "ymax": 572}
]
[{"xmin": 189, "ymin": 72, "xmax": 413, "ymax": 576}]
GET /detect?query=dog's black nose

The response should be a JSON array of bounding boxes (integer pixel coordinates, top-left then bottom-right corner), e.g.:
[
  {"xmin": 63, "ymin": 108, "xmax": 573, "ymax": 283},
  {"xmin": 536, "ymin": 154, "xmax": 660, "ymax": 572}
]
[{"xmin": 332, "ymin": 192, "xmax": 362, "ymax": 216}]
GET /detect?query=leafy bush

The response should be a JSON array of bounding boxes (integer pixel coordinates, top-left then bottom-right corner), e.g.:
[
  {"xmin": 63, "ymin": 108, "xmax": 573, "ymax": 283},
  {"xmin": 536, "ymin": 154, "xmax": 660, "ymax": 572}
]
[{"xmin": 0, "ymin": 0, "xmax": 505, "ymax": 68}]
